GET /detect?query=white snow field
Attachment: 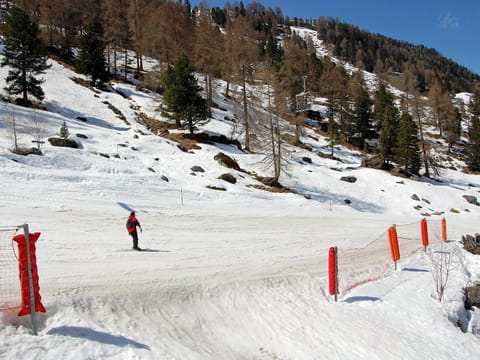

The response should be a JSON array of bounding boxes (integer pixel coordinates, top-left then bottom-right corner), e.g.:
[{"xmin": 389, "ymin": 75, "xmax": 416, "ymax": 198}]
[{"xmin": 1, "ymin": 45, "xmax": 480, "ymax": 359}]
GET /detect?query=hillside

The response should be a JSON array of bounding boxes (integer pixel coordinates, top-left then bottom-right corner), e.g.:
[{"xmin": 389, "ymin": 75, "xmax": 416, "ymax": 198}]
[
  {"xmin": 314, "ymin": 17, "xmax": 480, "ymax": 93},
  {"xmin": 1, "ymin": 26, "xmax": 480, "ymax": 359},
  {"xmin": 2, "ymin": 47, "xmax": 479, "ymax": 219}
]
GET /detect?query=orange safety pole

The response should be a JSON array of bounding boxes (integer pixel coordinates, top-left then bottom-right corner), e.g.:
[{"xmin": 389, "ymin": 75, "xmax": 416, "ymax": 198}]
[
  {"xmin": 328, "ymin": 246, "xmax": 338, "ymax": 301},
  {"xmin": 388, "ymin": 225, "xmax": 400, "ymax": 270},
  {"xmin": 421, "ymin": 218, "xmax": 429, "ymax": 250},
  {"xmin": 441, "ymin": 218, "xmax": 447, "ymax": 241}
]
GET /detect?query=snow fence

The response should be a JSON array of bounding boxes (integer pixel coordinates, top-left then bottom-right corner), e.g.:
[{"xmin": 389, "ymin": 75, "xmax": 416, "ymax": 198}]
[{"xmin": 330, "ymin": 218, "xmax": 447, "ymax": 297}]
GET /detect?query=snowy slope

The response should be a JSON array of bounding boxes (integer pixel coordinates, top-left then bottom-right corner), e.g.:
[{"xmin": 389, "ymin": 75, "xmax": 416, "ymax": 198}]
[{"xmin": 1, "ymin": 41, "xmax": 480, "ymax": 359}]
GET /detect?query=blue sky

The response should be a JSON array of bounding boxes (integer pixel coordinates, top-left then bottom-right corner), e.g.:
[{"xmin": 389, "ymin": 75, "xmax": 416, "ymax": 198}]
[{"xmin": 192, "ymin": 0, "xmax": 479, "ymax": 75}]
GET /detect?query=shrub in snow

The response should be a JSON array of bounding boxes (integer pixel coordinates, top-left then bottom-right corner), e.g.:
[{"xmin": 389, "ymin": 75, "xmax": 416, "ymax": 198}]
[{"xmin": 427, "ymin": 243, "xmax": 459, "ymax": 302}]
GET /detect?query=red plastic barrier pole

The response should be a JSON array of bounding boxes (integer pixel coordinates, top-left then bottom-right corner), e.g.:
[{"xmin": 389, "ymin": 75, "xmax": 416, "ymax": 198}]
[
  {"xmin": 388, "ymin": 225, "xmax": 400, "ymax": 270},
  {"xmin": 12, "ymin": 232, "xmax": 46, "ymax": 317},
  {"xmin": 441, "ymin": 218, "xmax": 447, "ymax": 241},
  {"xmin": 421, "ymin": 218, "xmax": 429, "ymax": 250},
  {"xmin": 328, "ymin": 246, "xmax": 338, "ymax": 301}
]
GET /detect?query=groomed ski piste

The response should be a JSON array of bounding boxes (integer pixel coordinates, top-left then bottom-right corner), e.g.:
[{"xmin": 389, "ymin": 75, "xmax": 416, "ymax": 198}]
[{"xmin": 1, "ymin": 39, "xmax": 480, "ymax": 359}]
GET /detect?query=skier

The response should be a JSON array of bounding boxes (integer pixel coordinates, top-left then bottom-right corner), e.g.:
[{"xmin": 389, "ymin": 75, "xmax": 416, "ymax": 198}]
[{"xmin": 126, "ymin": 211, "xmax": 143, "ymax": 250}]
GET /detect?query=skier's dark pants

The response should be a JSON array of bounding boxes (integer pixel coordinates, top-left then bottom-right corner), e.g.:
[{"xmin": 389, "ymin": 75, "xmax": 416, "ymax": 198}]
[{"xmin": 129, "ymin": 231, "xmax": 139, "ymax": 249}]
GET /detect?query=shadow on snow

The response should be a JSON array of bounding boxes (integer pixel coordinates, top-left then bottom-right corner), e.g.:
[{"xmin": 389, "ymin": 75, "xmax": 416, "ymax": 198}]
[{"xmin": 47, "ymin": 326, "xmax": 150, "ymax": 350}]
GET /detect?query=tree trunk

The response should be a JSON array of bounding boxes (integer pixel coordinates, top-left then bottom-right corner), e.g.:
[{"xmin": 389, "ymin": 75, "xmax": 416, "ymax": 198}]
[
  {"xmin": 124, "ymin": 49, "xmax": 128, "ymax": 81},
  {"xmin": 275, "ymin": 118, "xmax": 281, "ymax": 182},
  {"xmin": 242, "ymin": 65, "xmax": 250, "ymax": 151},
  {"xmin": 11, "ymin": 106, "xmax": 18, "ymax": 152},
  {"xmin": 295, "ymin": 121, "xmax": 301, "ymax": 145},
  {"xmin": 205, "ymin": 75, "xmax": 211, "ymax": 117},
  {"xmin": 268, "ymin": 90, "xmax": 277, "ymax": 179},
  {"xmin": 48, "ymin": 8, "xmax": 53, "ymax": 47},
  {"xmin": 208, "ymin": 76, "xmax": 213, "ymax": 117},
  {"xmin": 415, "ymin": 99, "xmax": 430, "ymax": 178},
  {"xmin": 113, "ymin": 44, "xmax": 117, "ymax": 80},
  {"xmin": 22, "ymin": 68, "xmax": 28, "ymax": 102},
  {"xmin": 136, "ymin": 52, "xmax": 140, "ymax": 78},
  {"xmin": 329, "ymin": 120, "xmax": 335, "ymax": 157},
  {"xmin": 188, "ymin": 113, "xmax": 194, "ymax": 134},
  {"xmin": 107, "ymin": 44, "xmax": 111, "ymax": 75}
]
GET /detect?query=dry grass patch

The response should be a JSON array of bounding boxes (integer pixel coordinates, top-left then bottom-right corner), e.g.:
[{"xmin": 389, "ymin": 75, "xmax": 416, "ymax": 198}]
[
  {"xmin": 248, "ymin": 176, "xmax": 292, "ymax": 193},
  {"xmin": 139, "ymin": 113, "xmax": 177, "ymax": 134},
  {"xmin": 248, "ymin": 184, "xmax": 292, "ymax": 193}
]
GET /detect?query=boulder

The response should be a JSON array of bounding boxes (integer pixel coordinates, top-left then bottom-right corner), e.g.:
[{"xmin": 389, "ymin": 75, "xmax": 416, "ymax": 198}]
[
  {"xmin": 465, "ymin": 283, "xmax": 480, "ymax": 309},
  {"xmin": 206, "ymin": 185, "xmax": 226, "ymax": 191},
  {"xmin": 48, "ymin": 137, "xmax": 79, "ymax": 148},
  {"xmin": 12, "ymin": 147, "xmax": 42, "ymax": 156},
  {"xmin": 462, "ymin": 234, "xmax": 480, "ymax": 255},
  {"xmin": 214, "ymin": 152, "xmax": 240, "ymax": 171},
  {"xmin": 340, "ymin": 176, "xmax": 357, "ymax": 183},
  {"xmin": 463, "ymin": 195, "xmax": 479, "ymax": 206},
  {"xmin": 191, "ymin": 165, "xmax": 205, "ymax": 173},
  {"xmin": 218, "ymin": 173, "xmax": 237, "ymax": 184}
]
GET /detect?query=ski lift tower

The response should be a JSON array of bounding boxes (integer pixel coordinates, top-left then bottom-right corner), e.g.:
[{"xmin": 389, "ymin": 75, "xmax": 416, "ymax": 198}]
[
  {"xmin": 302, "ymin": 75, "xmax": 307, "ymax": 97},
  {"xmin": 293, "ymin": 75, "xmax": 312, "ymax": 113}
]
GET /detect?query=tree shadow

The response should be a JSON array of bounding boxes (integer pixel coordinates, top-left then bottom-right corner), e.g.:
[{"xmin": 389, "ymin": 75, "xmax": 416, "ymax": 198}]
[
  {"xmin": 117, "ymin": 202, "xmax": 136, "ymax": 213},
  {"xmin": 402, "ymin": 267, "xmax": 429, "ymax": 273},
  {"xmin": 47, "ymin": 326, "xmax": 150, "ymax": 350},
  {"xmin": 344, "ymin": 296, "xmax": 381, "ymax": 303},
  {"xmin": 46, "ymin": 100, "xmax": 130, "ymax": 131}
]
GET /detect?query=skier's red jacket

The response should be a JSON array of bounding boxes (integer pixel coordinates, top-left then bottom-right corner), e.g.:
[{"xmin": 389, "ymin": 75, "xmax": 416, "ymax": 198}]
[{"xmin": 126, "ymin": 214, "xmax": 140, "ymax": 233}]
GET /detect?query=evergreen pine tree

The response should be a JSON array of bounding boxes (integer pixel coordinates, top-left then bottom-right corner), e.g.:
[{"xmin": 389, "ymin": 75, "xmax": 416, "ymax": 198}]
[
  {"xmin": 1, "ymin": 6, "xmax": 51, "ymax": 104},
  {"xmin": 60, "ymin": 120, "xmax": 69, "ymax": 139},
  {"xmin": 466, "ymin": 115, "xmax": 480, "ymax": 172},
  {"xmin": 211, "ymin": 7, "xmax": 227, "ymax": 26},
  {"xmin": 307, "ymin": 52, "xmax": 323, "ymax": 93},
  {"xmin": 375, "ymin": 84, "xmax": 399, "ymax": 164},
  {"xmin": 327, "ymin": 117, "xmax": 341, "ymax": 157},
  {"xmin": 353, "ymin": 87, "xmax": 373, "ymax": 149},
  {"xmin": 443, "ymin": 100, "xmax": 462, "ymax": 152},
  {"xmin": 378, "ymin": 105, "xmax": 399, "ymax": 164},
  {"xmin": 263, "ymin": 34, "xmax": 283, "ymax": 68},
  {"xmin": 76, "ymin": 18, "xmax": 109, "ymax": 86},
  {"xmin": 470, "ymin": 91, "xmax": 480, "ymax": 119},
  {"xmin": 161, "ymin": 54, "xmax": 208, "ymax": 134},
  {"xmin": 373, "ymin": 83, "xmax": 395, "ymax": 131},
  {"xmin": 395, "ymin": 112, "xmax": 421, "ymax": 175},
  {"xmin": 183, "ymin": 0, "xmax": 193, "ymax": 19}
]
